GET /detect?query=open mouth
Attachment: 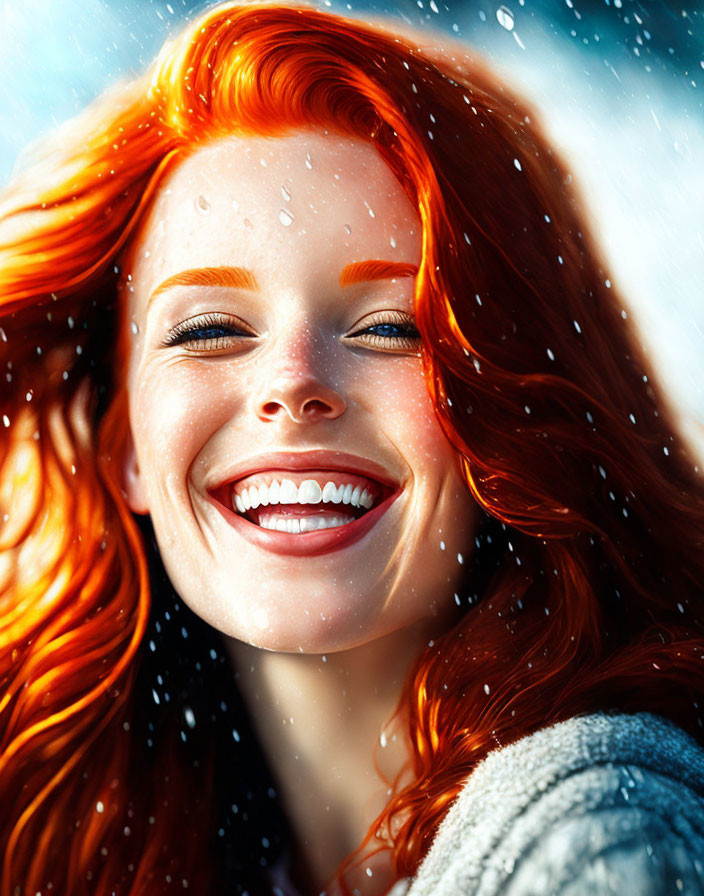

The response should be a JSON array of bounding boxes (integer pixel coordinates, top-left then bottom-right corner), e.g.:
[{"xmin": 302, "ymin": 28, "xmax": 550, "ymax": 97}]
[{"xmin": 222, "ymin": 470, "xmax": 392, "ymax": 534}]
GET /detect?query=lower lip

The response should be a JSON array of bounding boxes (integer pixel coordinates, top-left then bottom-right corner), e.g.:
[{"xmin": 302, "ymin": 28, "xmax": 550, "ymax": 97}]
[{"xmin": 209, "ymin": 490, "xmax": 401, "ymax": 557}]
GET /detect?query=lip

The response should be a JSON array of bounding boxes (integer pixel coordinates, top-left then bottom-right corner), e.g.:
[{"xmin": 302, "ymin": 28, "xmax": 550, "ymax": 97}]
[
  {"xmin": 206, "ymin": 450, "xmax": 403, "ymax": 557},
  {"xmin": 207, "ymin": 449, "xmax": 400, "ymax": 491}
]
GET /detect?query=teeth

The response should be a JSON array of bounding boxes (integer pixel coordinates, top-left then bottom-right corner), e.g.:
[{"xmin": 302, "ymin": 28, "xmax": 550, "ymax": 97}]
[
  {"xmin": 258, "ymin": 513, "xmax": 355, "ymax": 532},
  {"xmin": 233, "ymin": 478, "xmax": 379, "ymax": 513},
  {"xmin": 279, "ymin": 479, "xmax": 299, "ymax": 503},
  {"xmin": 299, "ymin": 480, "xmax": 323, "ymax": 504},
  {"xmin": 322, "ymin": 481, "xmax": 337, "ymax": 503}
]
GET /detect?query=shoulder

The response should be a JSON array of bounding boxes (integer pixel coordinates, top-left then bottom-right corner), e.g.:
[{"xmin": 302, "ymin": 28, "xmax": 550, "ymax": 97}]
[{"xmin": 406, "ymin": 712, "xmax": 704, "ymax": 896}]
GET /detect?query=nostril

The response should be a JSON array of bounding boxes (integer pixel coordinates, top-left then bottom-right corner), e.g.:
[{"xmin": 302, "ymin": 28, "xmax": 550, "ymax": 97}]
[
  {"xmin": 261, "ymin": 401, "xmax": 282, "ymax": 416},
  {"xmin": 302, "ymin": 399, "xmax": 333, "ymax": 417}
]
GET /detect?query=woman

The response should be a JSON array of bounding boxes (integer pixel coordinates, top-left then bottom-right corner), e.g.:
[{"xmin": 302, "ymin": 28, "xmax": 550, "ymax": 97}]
[{"xmin": 1, "ymin": 3, "xmax": 703, "ymax": 894}]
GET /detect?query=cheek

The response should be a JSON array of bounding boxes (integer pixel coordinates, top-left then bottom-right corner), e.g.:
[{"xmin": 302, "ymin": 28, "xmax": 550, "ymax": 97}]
[
  {"xmin": 131, "ymin": 362, "xmax": 245, "ymax": 481},
  {"xmin": 377, "ymin": 361, "xmax": 452, "ymax": 465}
]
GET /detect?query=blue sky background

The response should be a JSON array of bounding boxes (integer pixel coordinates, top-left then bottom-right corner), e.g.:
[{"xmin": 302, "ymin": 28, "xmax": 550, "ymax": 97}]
[{"xmin": 1, "ymin": 0, "xmax": 702, "ymax": 453}]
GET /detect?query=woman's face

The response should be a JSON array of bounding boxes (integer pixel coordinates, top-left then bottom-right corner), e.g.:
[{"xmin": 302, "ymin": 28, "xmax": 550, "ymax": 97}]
[{"xmin": 120, "ymin": 130, "xmax": 478, "ymax": 652}]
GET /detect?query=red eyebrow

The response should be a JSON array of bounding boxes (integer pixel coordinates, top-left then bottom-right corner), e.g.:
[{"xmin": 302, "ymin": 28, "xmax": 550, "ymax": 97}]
[
  {"xmin": 148, "ymin": 266, "xmax": 258, "ymax": 305},
  {"xmin": 147, "ymin": 260, "xmax": 417, "ymax": 305},
  {"xmin": 339, "ymin": 260, "xmax": 418, "ymax": 286}
]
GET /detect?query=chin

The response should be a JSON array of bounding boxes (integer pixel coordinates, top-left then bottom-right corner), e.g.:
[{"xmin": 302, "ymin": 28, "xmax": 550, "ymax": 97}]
[{"xmin": 221, "ymin": 590, "xmax": 401, "ymax": 655}]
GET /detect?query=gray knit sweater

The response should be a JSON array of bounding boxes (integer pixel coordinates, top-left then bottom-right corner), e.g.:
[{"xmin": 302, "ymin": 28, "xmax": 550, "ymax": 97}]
[{"xmin": 394, "ymin": 712, "xmax": 704, "ymax": 895}]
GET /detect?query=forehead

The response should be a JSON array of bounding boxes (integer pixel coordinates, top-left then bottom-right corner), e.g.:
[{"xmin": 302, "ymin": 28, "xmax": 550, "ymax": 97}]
[{"xmin": 123, "ymin": 130, "xmax": 420, "ymax": 296}]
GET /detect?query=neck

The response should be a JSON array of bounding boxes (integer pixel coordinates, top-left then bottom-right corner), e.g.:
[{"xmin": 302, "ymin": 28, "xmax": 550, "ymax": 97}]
[{"xmin": 225, "ymin": 624, "xmax": 433, "ymax": 894}]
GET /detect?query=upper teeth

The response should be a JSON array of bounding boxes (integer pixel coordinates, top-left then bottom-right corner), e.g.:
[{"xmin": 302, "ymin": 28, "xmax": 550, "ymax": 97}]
[{"xmin": 233, "ymin": 478, "xmax": 374, "ymax": 514}]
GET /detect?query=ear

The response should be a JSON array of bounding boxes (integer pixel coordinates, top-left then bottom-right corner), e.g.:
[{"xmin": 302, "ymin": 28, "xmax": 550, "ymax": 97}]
[{"xmin": 121, "ymin": 431, "xmax": 150, "ymax": 515}]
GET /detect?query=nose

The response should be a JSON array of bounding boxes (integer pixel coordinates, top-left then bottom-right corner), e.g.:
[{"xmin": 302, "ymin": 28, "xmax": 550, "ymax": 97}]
[
  {"xmin": 256, "ymin": 357, "xmax": 347, "ymax": 423},
  {"xmin": 253, "ymin": 317, "xmax": 347, "ymax": 424},
  {"xmin": 256, "ymin": 373, "xmax": 347, "ymax": 424}
]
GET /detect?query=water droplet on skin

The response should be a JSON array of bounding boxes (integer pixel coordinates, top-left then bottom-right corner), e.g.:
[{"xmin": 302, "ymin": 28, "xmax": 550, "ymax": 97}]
[
  {"xmin": 131, "ymin": 320, "xmax": 139, "ymax": 335},
  {"xmin": 305, "ymin": 153, "xmax": 313, "ymax": 170},
  {"xmin": 195, "ymin": 195, "xmax": 211, "ymax": 215},
  {"xmin": 279, "ymin": 209, "xmax": 294, "ymax": 227},
  {"xmin": 344, "ymin": 224, "xmax": 352, "ymax": 234},
  {"xmin": 496, "ymin": 6, "xmax": 515, "ymax": 30},
  {"xmin": 390, "ymin": 236, "xmax": 397, "ymax": 249},
  {"xmin": 514, "ymin": 158, "xmax": 522, "ymax": 171},
  {"xmin": 281, "ymin": 184, "xmax": 292, "ymax": 201},
  {"xmin": 231, "ymin": 199, "xmax": 239, "ymax": 213}
]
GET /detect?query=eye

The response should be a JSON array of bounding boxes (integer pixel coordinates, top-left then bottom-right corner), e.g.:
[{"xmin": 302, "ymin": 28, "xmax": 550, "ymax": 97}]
[
  {"xmin": 346, "ymin": 311, "xmax": 421, "ymax": 352},
  {"xmin": 162, "ymin": 312, "xmax": 257, "ymax": 351}
]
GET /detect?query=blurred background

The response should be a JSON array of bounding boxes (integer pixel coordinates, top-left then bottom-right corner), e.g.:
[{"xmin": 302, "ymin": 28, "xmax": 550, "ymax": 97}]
[{"xmin": 1, "ymin": 0, "xmax": 702, "ymax": 453}]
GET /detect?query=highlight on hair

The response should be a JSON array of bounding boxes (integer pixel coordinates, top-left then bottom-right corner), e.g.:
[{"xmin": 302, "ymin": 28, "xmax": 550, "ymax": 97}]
[{"xmin": 1, "ymin": 2, "xmax": 703, "ymax": 893}]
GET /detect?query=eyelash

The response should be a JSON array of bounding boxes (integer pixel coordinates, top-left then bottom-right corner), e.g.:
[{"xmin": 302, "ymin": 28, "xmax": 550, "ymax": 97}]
[
  {"xmin": 162, "ymin": 312, "xmax": 254, "ymax": 350},
  {"xmin": 162, "ymin": 311, "xmax": 421, "ymax": 352}
]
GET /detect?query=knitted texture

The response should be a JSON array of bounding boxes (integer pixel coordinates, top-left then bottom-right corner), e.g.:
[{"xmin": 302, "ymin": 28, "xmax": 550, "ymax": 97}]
[{"xmin": 404, "ymin": 713, "xmax": 704, "ymax": 895}]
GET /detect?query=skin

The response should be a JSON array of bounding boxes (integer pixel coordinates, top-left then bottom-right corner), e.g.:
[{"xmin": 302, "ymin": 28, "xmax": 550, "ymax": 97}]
[
  {"xmin": 119, "ymin": 130, "xmax": 479, "ymax": 891},
  {"xmin": 120, "ymin": 130, "xmax": 477, "ymax": 655}
]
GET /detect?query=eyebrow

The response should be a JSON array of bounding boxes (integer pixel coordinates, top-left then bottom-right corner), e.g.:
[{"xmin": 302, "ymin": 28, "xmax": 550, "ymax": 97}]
[
  {"xmin": 339, "ymin": 260, "xmax": 418, "ymax": 286},
  {"xmin": 147, "ymin": 259, "xmax": 418, "ymax": 306},
  {"xmin": 148, "ymin": 266, "xmax": 258, "ymax": 306}
]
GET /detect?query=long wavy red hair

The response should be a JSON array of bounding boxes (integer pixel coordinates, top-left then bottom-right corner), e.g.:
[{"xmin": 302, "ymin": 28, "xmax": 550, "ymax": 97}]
[{"xmin": 1, "ymin": 3, "xmax": 704, "ymax": 893}]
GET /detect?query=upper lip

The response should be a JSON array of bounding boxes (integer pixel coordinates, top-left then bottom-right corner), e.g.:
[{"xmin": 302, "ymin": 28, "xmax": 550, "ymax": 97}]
[{"xmin": 206, "ymin": 449, "xmax": 401, "ymax": 492}]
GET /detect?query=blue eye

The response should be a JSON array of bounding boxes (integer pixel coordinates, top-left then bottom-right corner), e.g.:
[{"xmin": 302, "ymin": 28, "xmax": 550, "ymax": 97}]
[
  {"xmin": 364, "ymin": 322, "xmax": 417, "ymax": 338},
  {"xmin": 349, "ymin": 313, "xmax": 421, "ymax": 351},
  {"xmin": 163, "ymin": 313, "xmax": 256, "ymax": 349}
]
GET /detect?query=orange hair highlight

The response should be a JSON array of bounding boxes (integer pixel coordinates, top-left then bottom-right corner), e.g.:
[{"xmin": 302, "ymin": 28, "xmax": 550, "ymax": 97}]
[{"xmin": 1, "ymin": 3, "xmax": 704, "ymax": 893}]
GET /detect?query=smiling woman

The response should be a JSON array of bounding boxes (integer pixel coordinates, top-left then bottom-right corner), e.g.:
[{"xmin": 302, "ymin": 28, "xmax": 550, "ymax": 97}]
[
  {"xmin": 1, "ymin": 3, "xmax": 704, "ymax": 896},
  {"xmin": 120, "ymin": 131, "xmax": 474, "ymax": 652}
]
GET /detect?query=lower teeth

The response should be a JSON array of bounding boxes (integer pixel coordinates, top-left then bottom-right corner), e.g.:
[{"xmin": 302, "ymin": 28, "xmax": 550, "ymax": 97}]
[{"xmin": 257, "ymin": 513, "xmax": 356, "ymax": 533}]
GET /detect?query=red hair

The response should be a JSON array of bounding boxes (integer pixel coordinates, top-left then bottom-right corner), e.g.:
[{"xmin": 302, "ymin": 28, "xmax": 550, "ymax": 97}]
[{"xmin": 1, "ymin": 3, "xmax": 704, "ymax": 893}]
